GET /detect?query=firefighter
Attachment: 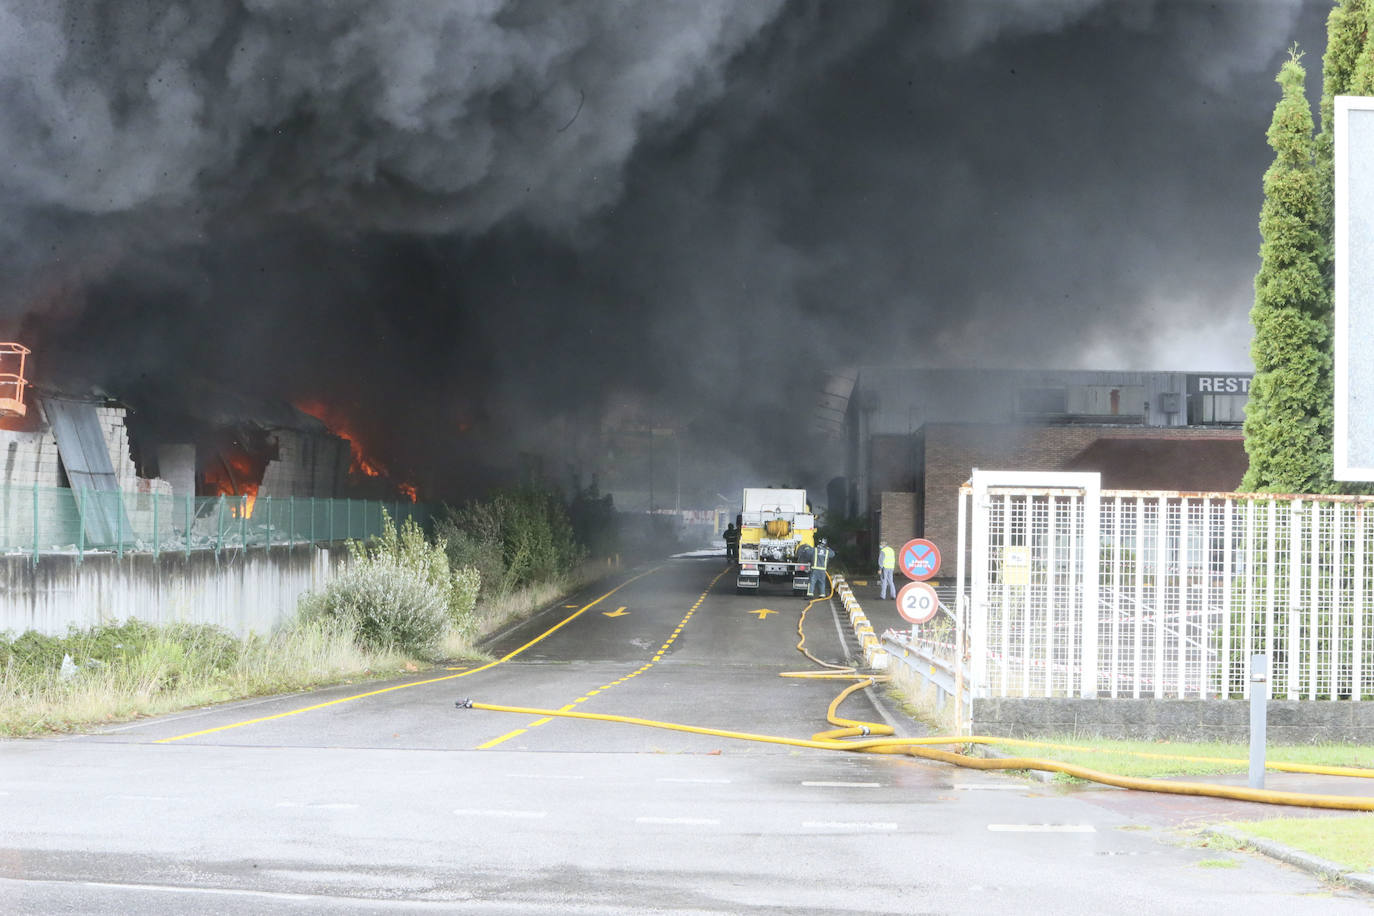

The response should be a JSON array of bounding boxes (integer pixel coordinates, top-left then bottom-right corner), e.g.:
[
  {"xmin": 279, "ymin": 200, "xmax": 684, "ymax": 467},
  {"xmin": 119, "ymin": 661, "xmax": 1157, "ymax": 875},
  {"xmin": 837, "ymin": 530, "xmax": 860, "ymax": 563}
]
[
  {"xmin": 723, "ymin": 523, "xmax": 740, "ymax": 563},
  {"xmin": 809, "ymin": 537, "xmax": 833, "ymax": 598},
  {"xmin": 878, "ymin": 539, "xmax": 896, "ymax": 599}
]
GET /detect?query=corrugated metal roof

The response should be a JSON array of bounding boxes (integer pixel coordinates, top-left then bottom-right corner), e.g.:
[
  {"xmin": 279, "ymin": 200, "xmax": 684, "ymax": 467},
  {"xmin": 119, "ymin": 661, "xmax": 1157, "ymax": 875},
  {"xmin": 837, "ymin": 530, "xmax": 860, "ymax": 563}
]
[{"xmin": 40, "ymin": 396, "xmax": 131, "ymax": 546}]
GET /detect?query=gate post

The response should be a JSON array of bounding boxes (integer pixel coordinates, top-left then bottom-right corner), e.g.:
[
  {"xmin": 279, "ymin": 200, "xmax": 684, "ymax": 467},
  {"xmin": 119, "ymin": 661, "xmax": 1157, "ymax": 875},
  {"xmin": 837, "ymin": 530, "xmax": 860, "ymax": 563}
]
[
  {"xmin": 1249, "ymin": 654, "xmax": 1269, "ymax": 788},
  {"xmin": 969, "ymin": 473, "xmax": 990, "ymax": 698},
  {"xmin": 1080, "ymin": 475, "xmax": 1101, "ymax": 698},
  {"xmin": 956, "ymin": 482, "xmax": 970, "ymax": 732}
]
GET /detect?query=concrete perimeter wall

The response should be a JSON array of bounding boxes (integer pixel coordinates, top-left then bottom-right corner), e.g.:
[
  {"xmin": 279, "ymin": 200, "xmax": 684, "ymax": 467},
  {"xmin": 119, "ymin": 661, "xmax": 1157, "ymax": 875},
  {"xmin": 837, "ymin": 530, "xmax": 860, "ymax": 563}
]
[
  {"xmin": 973, "ymin": 697, "xmax": 1374, "ymax": 744},
  {"xmin": 0, "ymin": 546, "xmax": 345, "ymax": 637}
]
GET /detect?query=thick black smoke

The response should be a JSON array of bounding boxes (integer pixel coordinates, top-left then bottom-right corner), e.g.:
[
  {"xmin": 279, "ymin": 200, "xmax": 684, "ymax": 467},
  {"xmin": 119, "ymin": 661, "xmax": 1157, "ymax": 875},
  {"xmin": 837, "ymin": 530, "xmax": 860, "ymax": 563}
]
[{"xmin": 0, "ymin": 1, "xmax": 1333, "ymax": 502}]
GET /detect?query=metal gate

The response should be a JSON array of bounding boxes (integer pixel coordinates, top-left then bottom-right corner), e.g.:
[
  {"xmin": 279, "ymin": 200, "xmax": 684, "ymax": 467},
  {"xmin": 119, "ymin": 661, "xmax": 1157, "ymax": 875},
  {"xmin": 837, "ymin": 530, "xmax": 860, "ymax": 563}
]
[
  {"xmin": 959, "ymin": 471, "xmax": 1099, "ymax": 699},
  {"xmin": 957, "ymin": 470, "xmax": 1374, "ymax": 701}
]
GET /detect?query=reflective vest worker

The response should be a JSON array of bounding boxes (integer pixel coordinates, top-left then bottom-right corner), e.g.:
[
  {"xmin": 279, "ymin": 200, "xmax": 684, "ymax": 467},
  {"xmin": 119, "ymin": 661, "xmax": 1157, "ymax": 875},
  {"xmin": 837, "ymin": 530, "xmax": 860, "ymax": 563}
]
[
  {"xmin": 878, "ymin": 540, "xmax": 896, "ymax": 600},
  {"xmin": 808, "ymin": 538, "xmax": 833, "ymax": 598}
]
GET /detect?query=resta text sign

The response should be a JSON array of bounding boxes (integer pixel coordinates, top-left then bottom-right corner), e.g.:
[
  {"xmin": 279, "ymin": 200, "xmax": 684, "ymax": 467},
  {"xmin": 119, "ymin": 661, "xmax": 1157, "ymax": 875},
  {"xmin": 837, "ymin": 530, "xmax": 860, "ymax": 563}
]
[{"xmin": 1186, "ymin": 374, "xmax": 1252, "ymax": 395}]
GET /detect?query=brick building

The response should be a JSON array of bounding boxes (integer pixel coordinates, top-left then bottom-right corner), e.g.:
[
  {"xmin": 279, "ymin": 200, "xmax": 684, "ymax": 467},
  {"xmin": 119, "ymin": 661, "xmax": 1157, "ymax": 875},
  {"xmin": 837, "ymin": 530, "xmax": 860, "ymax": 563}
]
[{"xmin": 841, "ymin": 368, "xmax": 1251, "ymax": 558}]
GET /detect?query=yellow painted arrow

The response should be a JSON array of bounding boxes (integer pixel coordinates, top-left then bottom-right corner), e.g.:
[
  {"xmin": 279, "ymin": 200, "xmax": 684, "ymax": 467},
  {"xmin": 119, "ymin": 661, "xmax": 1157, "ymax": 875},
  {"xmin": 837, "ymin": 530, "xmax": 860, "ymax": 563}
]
[
  {"xmin": 603, "ymin": 606, "xmax": 630, "ymax": 618},
  {"xmin": 749, "ymin": 608, "xmax": 776, "ymax": 620}
]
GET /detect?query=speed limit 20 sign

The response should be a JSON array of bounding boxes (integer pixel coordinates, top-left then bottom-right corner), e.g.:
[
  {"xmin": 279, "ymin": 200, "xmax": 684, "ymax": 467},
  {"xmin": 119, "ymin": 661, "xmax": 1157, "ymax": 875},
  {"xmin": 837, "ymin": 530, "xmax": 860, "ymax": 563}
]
[{"xmin": 896, "ymin": 581, "xmax": 939, "ymax": 624}]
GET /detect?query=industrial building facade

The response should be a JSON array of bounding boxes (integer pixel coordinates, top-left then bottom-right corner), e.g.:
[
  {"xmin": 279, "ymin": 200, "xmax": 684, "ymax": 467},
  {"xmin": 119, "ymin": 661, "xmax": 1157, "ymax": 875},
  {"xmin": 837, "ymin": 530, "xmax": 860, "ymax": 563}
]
[{"xmin": 842, "ymin": 368, "xmax": 1251, "ymax": 558}]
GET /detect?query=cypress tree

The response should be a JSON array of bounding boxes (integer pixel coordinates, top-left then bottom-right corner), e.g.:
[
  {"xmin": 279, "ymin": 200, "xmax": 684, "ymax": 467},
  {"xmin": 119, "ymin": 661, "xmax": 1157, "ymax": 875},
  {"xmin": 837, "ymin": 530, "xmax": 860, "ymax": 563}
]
[{"xmin": 1242, "ymin": 50, "xmax": 1333, "ymax": 492}]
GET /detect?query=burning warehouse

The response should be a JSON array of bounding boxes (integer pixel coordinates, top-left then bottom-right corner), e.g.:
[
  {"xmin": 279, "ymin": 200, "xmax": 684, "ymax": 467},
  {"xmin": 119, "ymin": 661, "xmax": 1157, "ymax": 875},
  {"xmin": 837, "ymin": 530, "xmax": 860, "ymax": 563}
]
[
  {"xmin": 0, "ymin": 356, "xmax": 417, "ymax": 551},
  {"xmin": 131, "ymin": 379, "xmax": 422, "ymax": 512}
]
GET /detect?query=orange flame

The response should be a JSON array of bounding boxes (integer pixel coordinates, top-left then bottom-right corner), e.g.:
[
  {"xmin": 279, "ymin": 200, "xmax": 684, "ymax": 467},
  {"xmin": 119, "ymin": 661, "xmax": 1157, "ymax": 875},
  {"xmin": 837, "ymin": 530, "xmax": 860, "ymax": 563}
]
[
  {"xmin": 294, "ymin": 399, "xmax": 390, "ymax": 478},
  {"xmin": 203, "ymin": 450, "xmax": 262, "ymax": 518},
  {"xmin": 294, "ymin": 399, "xmax": 419, "ymax": 501},
  {"xmin": 236, "ymin": 487, "xmax": 258, "ymax": 518}
]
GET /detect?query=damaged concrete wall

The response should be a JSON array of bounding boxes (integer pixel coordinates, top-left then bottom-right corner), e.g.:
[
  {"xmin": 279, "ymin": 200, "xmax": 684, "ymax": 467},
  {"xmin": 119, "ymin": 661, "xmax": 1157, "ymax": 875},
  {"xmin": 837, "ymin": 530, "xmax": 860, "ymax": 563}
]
[
  {"xmin": 156, "ymin": 444, "xmax": 196, "ymax": 498},
  {"xmin": 97, "ymin": 405, "xmax": 139, "ymax": 491},
  {"xmin": 0, "ymin": 545, "xmax": 344, "ymax": 637},
  {"xmin": 259, "ymin": 429, "xmax": 349, "ymax": 499}
]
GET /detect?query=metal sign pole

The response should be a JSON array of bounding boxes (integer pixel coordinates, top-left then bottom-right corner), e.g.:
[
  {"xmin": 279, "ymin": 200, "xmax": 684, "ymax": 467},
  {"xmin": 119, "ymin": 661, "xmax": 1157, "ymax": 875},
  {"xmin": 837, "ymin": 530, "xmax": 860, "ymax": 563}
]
[
  {"xmin": 955, "ymin": 485, "xmax": 968, "ymax": 736},
  {"xmin": 1249, "ymin": 654, "xmax": 1268, "ymax": 789}
]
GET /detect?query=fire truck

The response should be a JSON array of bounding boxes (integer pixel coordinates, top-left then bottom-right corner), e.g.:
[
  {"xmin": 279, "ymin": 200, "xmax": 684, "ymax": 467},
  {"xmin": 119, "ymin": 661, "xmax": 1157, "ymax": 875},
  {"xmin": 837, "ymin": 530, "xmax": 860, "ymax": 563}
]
[{"xmin": 735, "ymin": 488, "xmax": 815, "ymax": 595}]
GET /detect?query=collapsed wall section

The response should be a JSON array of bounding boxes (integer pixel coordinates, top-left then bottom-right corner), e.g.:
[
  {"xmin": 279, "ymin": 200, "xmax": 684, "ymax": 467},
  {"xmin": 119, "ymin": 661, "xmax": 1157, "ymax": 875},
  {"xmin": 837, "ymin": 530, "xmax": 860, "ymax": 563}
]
[{"xmin": 258, "ymin": 428, "xmax": 350, "ymax": 499}]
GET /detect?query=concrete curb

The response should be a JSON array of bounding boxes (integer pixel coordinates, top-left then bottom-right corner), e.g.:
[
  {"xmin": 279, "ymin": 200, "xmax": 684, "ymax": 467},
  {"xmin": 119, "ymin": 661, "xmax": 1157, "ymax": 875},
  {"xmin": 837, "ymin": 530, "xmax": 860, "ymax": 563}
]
[
  {"xmin": 1204, "ymin": 825, "xmax": 1374, "ymax": 891},
  {"xmin": 964, "ymin": 741, "xmax": 1056, "ymax": 782}
]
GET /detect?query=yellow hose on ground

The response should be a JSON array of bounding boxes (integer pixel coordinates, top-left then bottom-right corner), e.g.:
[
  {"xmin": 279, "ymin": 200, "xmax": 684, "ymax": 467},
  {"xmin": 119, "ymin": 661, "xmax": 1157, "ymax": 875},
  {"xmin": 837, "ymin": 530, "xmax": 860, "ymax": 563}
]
[
  {"xmin": 462, "ymin": 569, "xmax": 1374, "ymax": 810},
  {"xmin": 463, "ymin": 699, "xmax": 1374, "ymax": 811}
]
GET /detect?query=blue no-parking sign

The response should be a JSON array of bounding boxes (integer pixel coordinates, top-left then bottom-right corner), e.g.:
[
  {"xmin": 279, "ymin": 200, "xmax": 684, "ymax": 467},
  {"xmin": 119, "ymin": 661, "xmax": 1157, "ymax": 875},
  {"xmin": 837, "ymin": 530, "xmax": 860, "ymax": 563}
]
[{"xmin": 898, "ymin": 538, "xmax": 940, "ymax": 581}]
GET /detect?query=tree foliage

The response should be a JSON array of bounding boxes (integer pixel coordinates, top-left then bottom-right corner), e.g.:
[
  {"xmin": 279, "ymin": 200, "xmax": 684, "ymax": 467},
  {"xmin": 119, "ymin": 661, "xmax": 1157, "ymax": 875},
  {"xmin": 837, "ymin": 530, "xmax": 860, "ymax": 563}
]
[
  {"xmin": 1244, "ymin": 49, "xmax": 1335, "ymax": 492},
  {"xmin": 1246, "ymin": 2, "xmax": 1374, "ymax": 493}
]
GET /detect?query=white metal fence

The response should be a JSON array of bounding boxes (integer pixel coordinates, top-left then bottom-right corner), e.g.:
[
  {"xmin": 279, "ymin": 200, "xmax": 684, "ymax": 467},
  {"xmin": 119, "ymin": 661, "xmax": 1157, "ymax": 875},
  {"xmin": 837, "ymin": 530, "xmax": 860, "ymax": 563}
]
[{"xmin": 957, "ymin": 470, "xmax": 1374, "ymax": 701}]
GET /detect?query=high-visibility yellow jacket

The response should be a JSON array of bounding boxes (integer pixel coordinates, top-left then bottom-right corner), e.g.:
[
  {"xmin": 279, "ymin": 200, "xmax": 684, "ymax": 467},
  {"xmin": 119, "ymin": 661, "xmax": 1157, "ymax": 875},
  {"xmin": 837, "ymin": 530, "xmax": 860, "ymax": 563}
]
[{"xmin": 879, "ymin": 545, "xmax": 895, "ymax": 570}]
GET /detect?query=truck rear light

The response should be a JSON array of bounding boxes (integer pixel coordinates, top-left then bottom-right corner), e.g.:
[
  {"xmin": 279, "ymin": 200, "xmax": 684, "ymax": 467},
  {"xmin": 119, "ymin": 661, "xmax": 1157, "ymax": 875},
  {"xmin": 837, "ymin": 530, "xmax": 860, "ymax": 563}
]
[
  {"xmin": 743, "ymin": 563, "xmax": 757, "ymax": 570},
  {"xmin": 796, "ymin": 564, "xmax": 808, "ymax": 572}
]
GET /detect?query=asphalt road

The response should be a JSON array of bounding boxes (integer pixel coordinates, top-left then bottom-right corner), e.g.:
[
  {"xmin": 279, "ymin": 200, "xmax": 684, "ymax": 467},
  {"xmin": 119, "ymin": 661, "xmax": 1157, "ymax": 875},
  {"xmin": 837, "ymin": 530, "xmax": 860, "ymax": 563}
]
[{"xmin": 0, "ymin": 557, "xmax": 1368, "ymax": 913}]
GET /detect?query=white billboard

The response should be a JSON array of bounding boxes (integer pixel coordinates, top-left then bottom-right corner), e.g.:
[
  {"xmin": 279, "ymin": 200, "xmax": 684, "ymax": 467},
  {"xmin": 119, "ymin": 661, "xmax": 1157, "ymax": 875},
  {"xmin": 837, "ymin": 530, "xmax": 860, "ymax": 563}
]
[{"xmin": 1335, "ymin": 96, "xmax": 1374, "ymax": 480}]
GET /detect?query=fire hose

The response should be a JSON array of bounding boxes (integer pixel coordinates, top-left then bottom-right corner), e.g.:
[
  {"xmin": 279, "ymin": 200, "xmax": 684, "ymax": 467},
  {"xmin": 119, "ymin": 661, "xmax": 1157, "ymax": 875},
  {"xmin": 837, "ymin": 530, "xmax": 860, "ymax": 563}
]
[{"xmin": 459, "ymin": 571, "xmax": 1374, "ymax": 811}]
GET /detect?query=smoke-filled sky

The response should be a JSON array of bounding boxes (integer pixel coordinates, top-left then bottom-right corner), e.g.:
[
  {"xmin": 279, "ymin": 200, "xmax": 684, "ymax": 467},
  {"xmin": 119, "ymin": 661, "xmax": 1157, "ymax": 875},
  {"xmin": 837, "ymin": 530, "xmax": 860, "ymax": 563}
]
[{"xmin": 0, "ymin": 0, "xmax": 1337, "ymax": 500}]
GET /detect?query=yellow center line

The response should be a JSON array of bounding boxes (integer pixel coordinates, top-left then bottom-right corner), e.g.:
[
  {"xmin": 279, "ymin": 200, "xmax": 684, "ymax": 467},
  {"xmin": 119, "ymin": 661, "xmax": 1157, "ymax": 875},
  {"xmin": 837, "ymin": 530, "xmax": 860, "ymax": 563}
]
[
  {"xmin": 476, "ymin": 567, "xmax": 728, "ymax": 750},
  {"xmin": 154, "ymin": 566, "xmax": 664, "ymax": 744}
]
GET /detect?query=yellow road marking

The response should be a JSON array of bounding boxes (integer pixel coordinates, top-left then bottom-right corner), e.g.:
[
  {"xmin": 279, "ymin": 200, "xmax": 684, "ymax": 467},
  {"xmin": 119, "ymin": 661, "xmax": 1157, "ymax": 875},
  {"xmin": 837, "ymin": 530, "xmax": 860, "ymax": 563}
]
[
  {"xmin": 477, "ymin": 728, "xmax": 526, "ymax": 749},
  {"xmin": 478, "ymin": 567, "xmax": 729, "ymax": 750},
  {"xmin": 155, "ymin": 567, "xmax": 663, "ymax": 744}
]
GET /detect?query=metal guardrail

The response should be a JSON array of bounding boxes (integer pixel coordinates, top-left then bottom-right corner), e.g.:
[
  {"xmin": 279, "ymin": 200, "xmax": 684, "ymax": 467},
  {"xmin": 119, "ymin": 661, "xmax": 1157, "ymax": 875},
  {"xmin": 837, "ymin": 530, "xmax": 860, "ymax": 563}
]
[
  {"xmin": 880, "ymin": 630, "xmax": 971, "ymax": 717},
  {"xmin": 831, "ymin": 575, "xmax": 971, "ymax": 726},
  {"xmin": 0, "ymin": 485, "xmax": 429, "ymax": 562}
]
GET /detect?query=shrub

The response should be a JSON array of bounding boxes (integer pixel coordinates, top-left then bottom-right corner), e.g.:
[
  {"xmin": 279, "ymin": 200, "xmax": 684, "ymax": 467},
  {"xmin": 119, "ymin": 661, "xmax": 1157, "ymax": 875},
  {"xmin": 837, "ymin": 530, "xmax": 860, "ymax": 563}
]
[
  {"xmin": 301, "ymin": 559, "xmax": 449, "ymax": 655},
  {"xmin": 302, "ymin": 513, "xmax": 480, "ymax": 656},
  {"xmin": 440, "ymin": 525, "xmax": 507, "ymax": 601},
  {"xmin": 438, "ymin": 485, "xmax": 587, "ymax": 598},
  {"xmin": 448, "ymin": 565, "xmax": 481, "ymax": 642}
]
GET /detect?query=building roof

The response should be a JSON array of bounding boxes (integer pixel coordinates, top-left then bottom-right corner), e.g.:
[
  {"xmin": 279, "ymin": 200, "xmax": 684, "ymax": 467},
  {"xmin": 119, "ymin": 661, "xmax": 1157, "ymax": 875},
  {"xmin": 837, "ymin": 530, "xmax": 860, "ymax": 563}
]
[{"xmin": 1064, "ymin": 436, "xmax": 1247, "ymax": 491}]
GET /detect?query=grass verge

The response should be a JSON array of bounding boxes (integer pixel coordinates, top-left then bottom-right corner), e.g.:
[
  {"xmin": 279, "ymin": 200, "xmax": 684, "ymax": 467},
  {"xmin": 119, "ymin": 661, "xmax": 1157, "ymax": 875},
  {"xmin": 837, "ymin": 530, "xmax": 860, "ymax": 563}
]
[
  {"xmin": 0, "ymin": 619, "xmax": 418, "ymax": 737},
  {"xmin": 1226, "ymin": 815, "xmax": 1374, "ymax": 872},
  {"xmin": 983, "ymin": 736, "xmax": 1374, "ymax": 779},
  {"xmin": 2, "ymin": 558, "xmax": 617, "ymax": 737}
]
